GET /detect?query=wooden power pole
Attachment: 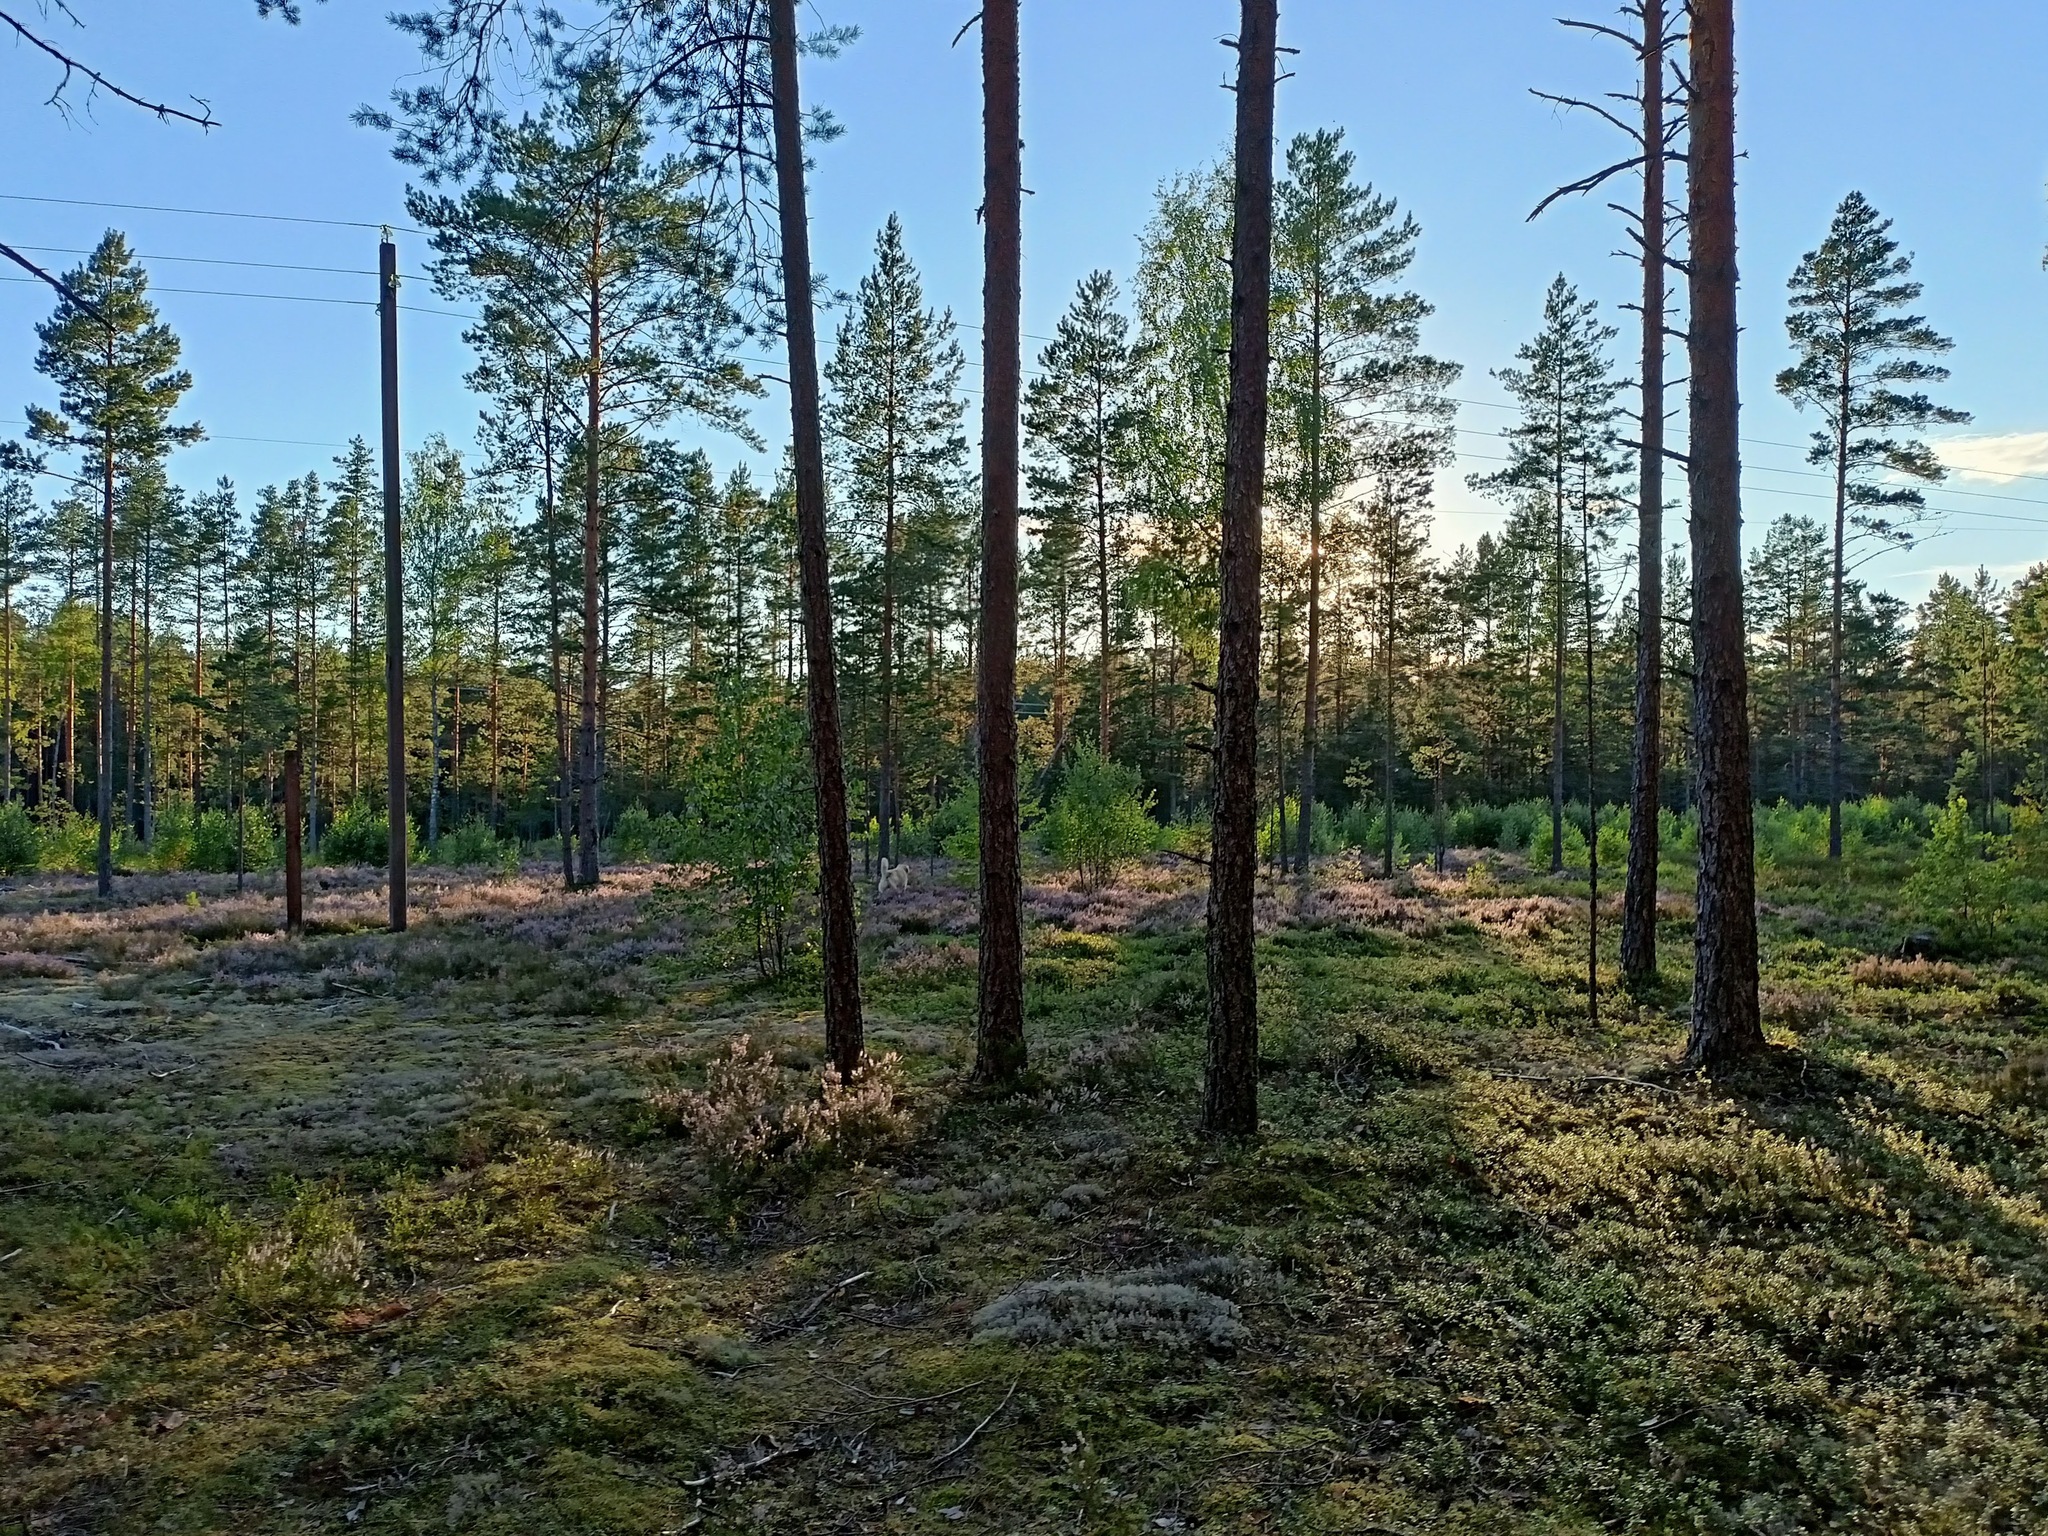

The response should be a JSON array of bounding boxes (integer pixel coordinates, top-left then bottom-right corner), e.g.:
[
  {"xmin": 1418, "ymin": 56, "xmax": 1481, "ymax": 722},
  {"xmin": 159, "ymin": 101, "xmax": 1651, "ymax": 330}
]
[
  {"xmin": 283, "ymin": 748, "xmax": 303, "ymax": 935},
  {"xmin": 380, "ymin": 235, "xmax": 407, "ymax": 933}
]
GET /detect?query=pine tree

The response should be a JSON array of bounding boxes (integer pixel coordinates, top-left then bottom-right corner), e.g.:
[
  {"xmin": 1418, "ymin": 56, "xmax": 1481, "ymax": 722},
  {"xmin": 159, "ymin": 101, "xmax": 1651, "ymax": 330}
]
[
  {"xmin": 973, "ymin": 0, "xmax": 1027, "ymax": 1087},
  {"xmin": 413, "ymin": 57, "xmax": 755, "ymax": 886},
  {"xmin": 1471, "ymin": 277, "xmax": 1626, "ymax": 873},
  {"xmin": 0, "ymin": 458, "xmax": 46, "ymax": 803},
  {"xmin": 1025, "ymin": 271, "xmax": 1139, "ymax": 758},
  {"xmin": 826, "ymin": 216, "xmax": 968, "ymax": 864},
  {"xmin": 1776, "ymin": 191, "xmax": 1969, "ymax": 860},
  {"xmin": 1204, "ymin": 0, "xmax": 1278, "ymax": 1140},
  {"xmin": 324, "ymin": 438, "xmax": 380, "ymax": 802},
  {"xmin": 26, "ymin": 230, "xmax": 200, "ymax": 893},
  {"xmin": 1272, "ymin": 126, "xmax": 1456, "ymax": 874},
  {"xmin": 1684, "ymin": 0, "xmax": 1763, "ymax": 1064}
]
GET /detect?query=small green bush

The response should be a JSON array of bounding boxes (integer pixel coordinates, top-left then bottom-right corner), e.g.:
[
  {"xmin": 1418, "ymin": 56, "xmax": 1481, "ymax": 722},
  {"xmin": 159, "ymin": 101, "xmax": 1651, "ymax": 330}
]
[
  {"xmin": 0, "ymin": 801, "xmax": 38, "ymax": 874},
  {"xmin": 321, "ymin": 800, "xmax": 393, "ymax": 865},
  {"xmin": 1258, "ymin": 797, "xmax": 1341, "ymax": 859},
  {"xmin": 430, "ymin": 816, "xmax": 515, "ymax": 871},
  {"xmin": 39, "ymin": 810, "xmax": 98, "ymax": 873},
  {"xmin": 1907, "ymin": 795, "xmax": 2013, "ymax": 945},
  {"xmin": 1452, "ymin": 803, "xmax": 1505, "ymax": 849},
  {"xmin": 1043, "ymin": 745, "xmax": 1156, "ymax": 887},
  {"xmin": 608, "ymin": 803, "xmax": 659, "ymax": 861},
  {"xmin": 149, "ymin": 797, "xmax": 196, "ymax": 871},
  {"xmin": 191, "ymin": 806, "xmax": 275, "ymax": 874}
]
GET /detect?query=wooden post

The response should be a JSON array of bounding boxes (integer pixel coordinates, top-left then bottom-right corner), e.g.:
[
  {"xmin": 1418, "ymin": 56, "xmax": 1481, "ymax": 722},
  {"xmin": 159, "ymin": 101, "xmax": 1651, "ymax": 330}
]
[
  {"xmin": 283, "ymin": 748, "xmax": 303, "ymax": 935},
  {"xmin": 380, "ymin": 236, "xmax": 408, "ymax": 932}
]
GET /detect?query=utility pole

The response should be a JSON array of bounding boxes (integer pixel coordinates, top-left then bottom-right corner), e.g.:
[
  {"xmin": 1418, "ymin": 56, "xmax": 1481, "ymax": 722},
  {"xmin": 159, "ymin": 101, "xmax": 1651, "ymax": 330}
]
[
  {"xmin": 380, "ymin": 235, "xmax": 407, "ymax": 932},
  {"xmin": 283, "ymin": 748, "xmax": 303, "ymax": 935}
]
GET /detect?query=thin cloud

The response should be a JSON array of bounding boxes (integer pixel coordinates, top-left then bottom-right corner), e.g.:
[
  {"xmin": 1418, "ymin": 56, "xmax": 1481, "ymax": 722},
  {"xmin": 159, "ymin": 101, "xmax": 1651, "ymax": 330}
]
[{"xmin": 1936, "ymin": 431, "xmax": 2048, "ymax": 485}]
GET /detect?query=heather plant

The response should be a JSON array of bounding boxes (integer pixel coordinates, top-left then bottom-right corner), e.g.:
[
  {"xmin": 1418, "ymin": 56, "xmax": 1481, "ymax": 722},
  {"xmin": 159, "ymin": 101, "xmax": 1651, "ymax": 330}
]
[
  {"xmin": 972, "ymin": 1257, "xmax": 1257, "ymax": 1350},
  {"xmin": 1043, "ymin": 744, "xmax": 1156, "ymax": 887},
  {"xmin": 654, "ymin": 1034, "xmax": 914, "ymax": 1186},
  {"xmin": 218, "ymin": 1184, "xmax": 367, "ymax": 1320}
]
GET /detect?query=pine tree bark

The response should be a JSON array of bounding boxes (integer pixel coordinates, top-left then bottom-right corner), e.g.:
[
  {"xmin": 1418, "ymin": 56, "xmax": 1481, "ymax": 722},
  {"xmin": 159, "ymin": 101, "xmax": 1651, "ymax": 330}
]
[
  {"xmin": 97, "ymin": 378, "xmax": 114, "ymax": 898},
  {"xmin": 1622, "ymin": 0, "xmax": 1667, "ymax": 982},
  {"xmin": 1295, "ymin": 285, "xmax": 1323, "ymax": 876},
  {"xmin": 973, "ymin": 0, "xmax": 1027, "ymax": 1085},
  {"xmin": 769, "ymin": 0, "xmax": 865, "ymax": 1078},
  {"xmin": 576, "ymin": 252, "xmax": 604, "ymax": 889},
  {"xmin": 1683, "ymin": 0, "xmax": 1763, "ymax": 1064},
  {"xmin": 1621, "ymin": 0, "xmax": 1668, "ymax": 982},
  {"xmin": 1203, "ymin": 0, "xmax": 1277, "ymax": 1139}
]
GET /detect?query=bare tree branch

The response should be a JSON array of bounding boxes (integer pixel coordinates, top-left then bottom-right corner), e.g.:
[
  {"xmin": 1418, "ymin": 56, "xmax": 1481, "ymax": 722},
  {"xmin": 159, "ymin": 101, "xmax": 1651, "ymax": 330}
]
[{"xmin": 0, "ymin": 6, "xmax": 218, "ymax": 125}]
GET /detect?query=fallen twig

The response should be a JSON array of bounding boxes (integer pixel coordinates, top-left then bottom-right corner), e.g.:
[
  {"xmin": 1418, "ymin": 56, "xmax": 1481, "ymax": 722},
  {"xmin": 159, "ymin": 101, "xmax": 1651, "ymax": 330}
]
[
  {"xmin": 1486, "ymin": 1070, "xmax": 1680, "ymax": 1098},
  {"xmin": 0, "ymin": 1020, "xmax": 58, "ymax": 1049},
  {"xmin": 0, "ymin": 1248, "xmax": 23, "ymax": 1266},
  {"xmin": 822, "ymin": 1374, "xmax": 986, "ymax": 1407},
  {"xmin": 760, "ymin": 1269, "xmax": 872, "ymax": 1339},
  {"xmin": 930, "ymin": 1377, "xmax": 1018, "ymax": 1468}
]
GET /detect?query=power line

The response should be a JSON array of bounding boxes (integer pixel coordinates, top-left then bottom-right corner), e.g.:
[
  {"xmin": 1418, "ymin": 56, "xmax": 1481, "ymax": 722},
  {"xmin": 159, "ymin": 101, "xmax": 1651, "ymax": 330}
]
[
  {"xmin": 0, "ymin": 191, "xmax": 420, "ymax": 234},
  {"xmin": 7, "ymin": 243, "xmax": 434, "ymax": 282},
  {"xmin": 0, "ymin": 273, "xmax": 474, "ymax": 319}
]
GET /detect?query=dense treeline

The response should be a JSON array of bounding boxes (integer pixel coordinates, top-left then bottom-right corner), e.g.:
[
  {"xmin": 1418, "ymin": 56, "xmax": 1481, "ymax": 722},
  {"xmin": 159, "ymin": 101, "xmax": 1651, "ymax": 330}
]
[{"xmin": 0, "ymin": 113, "xmax": 2018, "ymax": 878}]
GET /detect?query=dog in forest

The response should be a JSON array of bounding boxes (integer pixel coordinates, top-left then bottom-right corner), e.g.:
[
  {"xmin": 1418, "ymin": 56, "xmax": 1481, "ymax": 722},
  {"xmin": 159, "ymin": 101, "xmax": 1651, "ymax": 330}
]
[{"xmin": 876, "ymin": 858, "xmax": 912, "ymax": 894}]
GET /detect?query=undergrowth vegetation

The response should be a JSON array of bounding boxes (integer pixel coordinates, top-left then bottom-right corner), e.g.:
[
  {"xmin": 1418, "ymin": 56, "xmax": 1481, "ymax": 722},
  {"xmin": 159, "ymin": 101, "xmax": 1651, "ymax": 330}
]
[{"xmin": 3, "ymin": 837, "xmax": 2048, "ymax": 1533}]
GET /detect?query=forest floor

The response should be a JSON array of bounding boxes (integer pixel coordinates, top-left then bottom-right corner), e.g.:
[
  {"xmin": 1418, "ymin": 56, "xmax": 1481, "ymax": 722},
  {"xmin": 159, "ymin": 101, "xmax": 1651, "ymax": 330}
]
[{"xmin": 2, "ymin": 845, "xmax": 2047, "ymax": 1534}]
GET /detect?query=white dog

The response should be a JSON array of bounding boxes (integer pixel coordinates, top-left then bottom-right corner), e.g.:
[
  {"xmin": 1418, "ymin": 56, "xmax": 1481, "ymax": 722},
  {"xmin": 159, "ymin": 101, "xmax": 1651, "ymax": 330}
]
[{"xmin": 876, "ymin": 857, "xmax": 912, "ymax": 894}]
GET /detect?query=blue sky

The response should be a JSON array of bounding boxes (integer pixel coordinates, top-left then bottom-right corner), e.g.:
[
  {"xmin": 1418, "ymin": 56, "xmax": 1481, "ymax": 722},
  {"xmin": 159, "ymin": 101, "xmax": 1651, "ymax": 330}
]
[{"xmin": 3, "ymin": 1, "xmax": 2046, "ymax": 606}]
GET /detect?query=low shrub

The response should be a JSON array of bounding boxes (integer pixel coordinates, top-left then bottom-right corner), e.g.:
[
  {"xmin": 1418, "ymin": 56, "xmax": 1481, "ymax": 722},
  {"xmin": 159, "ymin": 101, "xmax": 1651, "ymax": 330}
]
[
  {"xmin": 653, "ymin": 1034, "xmax": 915, "ymax": 1185},
  {"xmin": 0, "ymin": 800, "xmax": 38, "ymax": 874},
  {"xmin": 322, "ymin": 800, "xmax": 395, "ymax": 866},
  {"xmin": 430, "ymin": 816, "xmax": 515, "ymax": 871},
  {"xmin": 971, "ymin": 1256, "xmax": 1256, "ymax": 1351},
  {"xmin": 218, "ymin": 1184, "xmax": 367, "ymax": 1319},
  {"xmin": 1042, "ymin": 746, "xmax": 1156, "ymax": 887},
  {"xmin": 38, "ymin": 810, "xmax": 98, "ymax": 873},
  {"xmin": 191, "ymin": 806, "xmax": 275, "ymax": 873}
]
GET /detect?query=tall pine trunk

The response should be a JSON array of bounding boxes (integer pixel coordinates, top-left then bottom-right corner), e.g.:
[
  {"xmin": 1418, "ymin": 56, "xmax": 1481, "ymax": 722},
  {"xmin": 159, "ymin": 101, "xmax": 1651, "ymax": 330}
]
[
  {"xmin": 973, "ymin": 0, "xmax": 1026, "ymax": 1085},
  {"xmin": 1551, "ymin": 415, "xmax": 1566, "ymax": 874},
  {"xmin": 769, "ymin": 0, "xmax": 865, "ymax": 1078},
  {"xmin": 1683, "ymin": 0, "xmax": 1763, "ymax": 1063},
  {"xmin": 1828, "ymin": 382, "xmax": 1849, "ymax": 859},
  {"xmin": 1296, "ymin": 284, "xmax": 1324, "ymax": 876},
  {"xmin": 576, "ymin": 253, "xmax": 604, "ymax": 889},
  {"xmin": 97, "ymin": 405, "xmax": 114, "ymax": 898},
  {"xmin": 1203, "ymin": 0, "xmax": 1277, "ymax": 1139},
  {"xmin": 1621, "ymin": 0, "xmax": 1667, "ymax": 983}
]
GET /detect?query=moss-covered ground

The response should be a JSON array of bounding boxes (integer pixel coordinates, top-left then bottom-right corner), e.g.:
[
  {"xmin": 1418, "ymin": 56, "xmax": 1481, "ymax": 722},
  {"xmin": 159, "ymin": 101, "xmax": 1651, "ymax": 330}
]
[{"xmin": 4, "ymin": 846, "xmax": 2047, "ymax": 1533}]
